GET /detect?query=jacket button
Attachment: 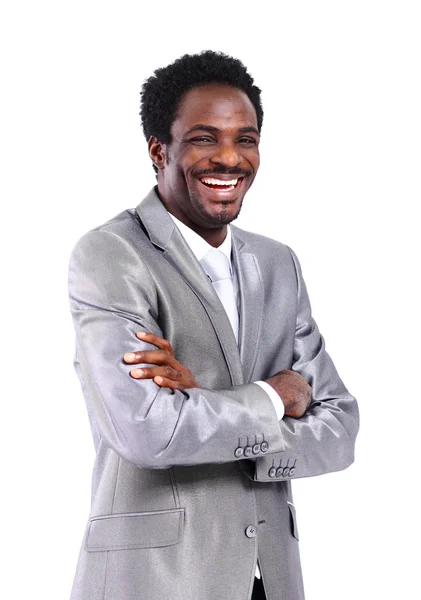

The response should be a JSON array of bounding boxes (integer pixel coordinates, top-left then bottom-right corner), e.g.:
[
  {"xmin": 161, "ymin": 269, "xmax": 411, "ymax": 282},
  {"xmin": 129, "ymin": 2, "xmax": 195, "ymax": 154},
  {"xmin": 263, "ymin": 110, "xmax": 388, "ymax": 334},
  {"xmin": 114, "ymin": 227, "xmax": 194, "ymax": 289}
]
[
  {"xmin": 244, "ymin": 446, "xmax": 253, "ymax": 458},
  {"xmin": 276, "ymin": 467, "xmax": 283, "ymax": 477},
  {"xmin": 234, "ymin": 447, "xmax": 244, "ymax": 458},
  {"xmin": 283, "ymin": 467, "xmax": 290, "ymax": 477},
  {"xmin": 252, "ymin": 443, "xmax": 261, "ymax": 455},
  {"xmin": 245, "ymin": 525, "xmax": 257, "ymax": 538},
  {"xmin": 289, "ymin": 467, "xmax": 296, "ymax": 476},
  {"xmin": 260, "ymin": 441, "xmax": 269, "ymax": 453},
  {"xmin": 268, "ymin": 467, "xmax": 277, "ymax": 478}
]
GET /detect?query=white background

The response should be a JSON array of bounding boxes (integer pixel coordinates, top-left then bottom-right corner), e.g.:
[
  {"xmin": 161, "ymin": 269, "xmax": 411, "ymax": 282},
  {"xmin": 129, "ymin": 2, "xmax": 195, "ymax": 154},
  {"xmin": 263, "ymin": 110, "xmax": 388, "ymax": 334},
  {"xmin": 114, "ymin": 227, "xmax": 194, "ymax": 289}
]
[{"xmin": 1, "ymin": 1, "xmax": 420, "ymax": 598}]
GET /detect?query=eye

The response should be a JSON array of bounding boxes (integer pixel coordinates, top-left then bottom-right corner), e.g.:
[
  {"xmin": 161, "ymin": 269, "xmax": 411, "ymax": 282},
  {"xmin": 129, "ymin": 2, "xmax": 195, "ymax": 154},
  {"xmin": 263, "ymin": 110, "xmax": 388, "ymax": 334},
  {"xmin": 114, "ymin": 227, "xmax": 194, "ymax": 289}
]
[
  {"xmin": 189, "ymin": 136, "xmax": 215, "ymax": 144},
  {"xmin": 237, "ymin": 137, "xmax": 258, "ymax": 145}
]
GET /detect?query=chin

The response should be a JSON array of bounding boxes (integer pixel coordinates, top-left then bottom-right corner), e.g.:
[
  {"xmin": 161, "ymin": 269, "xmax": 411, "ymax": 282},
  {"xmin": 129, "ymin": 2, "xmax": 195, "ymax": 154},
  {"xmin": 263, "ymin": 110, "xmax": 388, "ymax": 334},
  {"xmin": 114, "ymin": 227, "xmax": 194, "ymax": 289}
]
[{"xmin": 197, "ymin": 197, "xmax": 243, "ymax": 226}]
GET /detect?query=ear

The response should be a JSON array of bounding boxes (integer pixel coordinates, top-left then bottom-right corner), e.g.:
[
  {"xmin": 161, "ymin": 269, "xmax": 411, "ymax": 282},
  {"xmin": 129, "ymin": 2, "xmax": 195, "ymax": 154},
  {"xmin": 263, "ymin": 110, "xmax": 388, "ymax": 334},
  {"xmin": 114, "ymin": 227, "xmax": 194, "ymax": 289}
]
[{"xmin": 148, "ymin": 136, "xmax": 167, "ymax": 170}]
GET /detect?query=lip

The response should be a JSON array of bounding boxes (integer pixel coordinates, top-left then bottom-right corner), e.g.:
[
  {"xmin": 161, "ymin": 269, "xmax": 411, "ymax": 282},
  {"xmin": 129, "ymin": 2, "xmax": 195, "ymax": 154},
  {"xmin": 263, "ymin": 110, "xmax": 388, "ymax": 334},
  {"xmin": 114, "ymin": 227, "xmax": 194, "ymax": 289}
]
[
  {"xmin": 196, "ymin": 176, "xmax": 245, "ymax": 201},
  {"xmin": 199, "ymin": 174, "xmax": 245, "ymax": 182}
]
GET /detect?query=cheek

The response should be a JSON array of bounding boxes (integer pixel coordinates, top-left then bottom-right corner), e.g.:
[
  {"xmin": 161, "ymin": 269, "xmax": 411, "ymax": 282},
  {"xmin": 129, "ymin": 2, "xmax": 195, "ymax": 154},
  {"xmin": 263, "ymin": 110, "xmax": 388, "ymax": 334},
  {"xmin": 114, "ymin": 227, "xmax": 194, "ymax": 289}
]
[
  {"xmin": 182, "ymin": 148, "xmax": 212, "ymax": 172},
  {"xmin": 249, "ymin": 149, "xmax": 260, "ymax": 169}
]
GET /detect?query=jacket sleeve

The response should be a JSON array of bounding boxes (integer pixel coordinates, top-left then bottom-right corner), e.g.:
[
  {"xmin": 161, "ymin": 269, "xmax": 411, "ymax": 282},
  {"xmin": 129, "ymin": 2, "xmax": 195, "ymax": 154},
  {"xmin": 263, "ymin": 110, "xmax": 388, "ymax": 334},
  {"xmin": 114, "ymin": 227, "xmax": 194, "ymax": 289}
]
[
  {"xmin": 254, "ymin": 247, "xmax": 360, "ymax": 482},
  {"xmin": 68, "ymin": 229, "xmax": 285, "ymax": 469}
]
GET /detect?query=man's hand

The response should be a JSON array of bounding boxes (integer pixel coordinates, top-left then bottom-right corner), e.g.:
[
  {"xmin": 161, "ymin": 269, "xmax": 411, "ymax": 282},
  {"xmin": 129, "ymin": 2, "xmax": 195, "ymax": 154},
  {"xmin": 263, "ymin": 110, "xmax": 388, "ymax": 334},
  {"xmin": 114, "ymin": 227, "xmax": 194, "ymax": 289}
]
[
  {"xmin": 265, "ymin": 370, "xmax": 312, "ymax": 419},
  {"xmin": 123, "ymin": 331, "xmax": 199, "ymax": 391}
]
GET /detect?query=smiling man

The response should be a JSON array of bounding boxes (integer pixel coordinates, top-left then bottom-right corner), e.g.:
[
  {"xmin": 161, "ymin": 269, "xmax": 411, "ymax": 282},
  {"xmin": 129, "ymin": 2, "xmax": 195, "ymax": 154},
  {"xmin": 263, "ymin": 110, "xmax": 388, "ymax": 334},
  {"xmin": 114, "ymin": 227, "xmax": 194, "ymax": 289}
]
[{"xmin": 68, "ymin": 51, "xmax": 359, "ymax": 600}]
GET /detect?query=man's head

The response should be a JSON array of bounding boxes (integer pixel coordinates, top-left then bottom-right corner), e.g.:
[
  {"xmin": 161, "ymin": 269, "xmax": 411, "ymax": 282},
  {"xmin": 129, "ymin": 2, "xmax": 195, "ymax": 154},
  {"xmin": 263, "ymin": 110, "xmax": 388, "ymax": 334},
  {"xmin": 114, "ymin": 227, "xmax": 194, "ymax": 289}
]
[{"xmin": 140, "ymin": 51, "xmax": 263, "ymax": 236}]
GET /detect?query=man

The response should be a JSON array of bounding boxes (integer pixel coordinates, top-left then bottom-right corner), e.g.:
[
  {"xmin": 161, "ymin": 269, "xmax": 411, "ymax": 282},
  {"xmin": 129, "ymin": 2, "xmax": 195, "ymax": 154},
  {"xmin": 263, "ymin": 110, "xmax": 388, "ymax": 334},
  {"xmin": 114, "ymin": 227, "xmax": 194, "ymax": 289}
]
[{"xmin": 68, "ymin": 51, "xmax": 359, "ymax": 600}]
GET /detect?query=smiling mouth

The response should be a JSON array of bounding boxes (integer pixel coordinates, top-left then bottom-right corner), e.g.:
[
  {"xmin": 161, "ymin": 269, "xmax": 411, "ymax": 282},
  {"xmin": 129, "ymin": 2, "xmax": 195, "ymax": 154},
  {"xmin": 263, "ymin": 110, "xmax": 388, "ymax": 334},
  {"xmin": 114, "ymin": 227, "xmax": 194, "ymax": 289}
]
[{"xmin": 199, "ymin": 176, "xmax": 244, "ymax": 192}]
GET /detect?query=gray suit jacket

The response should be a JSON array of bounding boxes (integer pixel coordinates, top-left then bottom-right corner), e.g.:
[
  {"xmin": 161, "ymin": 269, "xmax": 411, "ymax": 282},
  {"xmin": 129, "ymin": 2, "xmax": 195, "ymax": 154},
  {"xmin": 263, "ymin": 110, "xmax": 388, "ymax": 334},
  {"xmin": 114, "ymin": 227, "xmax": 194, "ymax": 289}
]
[{"xmin": 68, "ymin": 187, "xmax": 359, "ymax": 600}]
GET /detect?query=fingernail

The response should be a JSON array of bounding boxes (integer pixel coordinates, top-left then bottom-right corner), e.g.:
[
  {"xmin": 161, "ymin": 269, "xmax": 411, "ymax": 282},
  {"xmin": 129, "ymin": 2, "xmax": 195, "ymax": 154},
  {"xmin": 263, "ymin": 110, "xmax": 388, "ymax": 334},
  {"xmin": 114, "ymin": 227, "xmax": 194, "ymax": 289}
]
[
  {"xmin": 132, "ymin": 369, "xmax": 144, "ymax": 377},
  {"xmin": 125, "ymin": 353, "xmax": 136, "ymax": 361},
  {"xmin": 155, "ymin": 376, "xmax": 163, "ymax": 384},
  {"xmin": 136, "ymin": 332, "xmax": 146, "ymax": 337}
]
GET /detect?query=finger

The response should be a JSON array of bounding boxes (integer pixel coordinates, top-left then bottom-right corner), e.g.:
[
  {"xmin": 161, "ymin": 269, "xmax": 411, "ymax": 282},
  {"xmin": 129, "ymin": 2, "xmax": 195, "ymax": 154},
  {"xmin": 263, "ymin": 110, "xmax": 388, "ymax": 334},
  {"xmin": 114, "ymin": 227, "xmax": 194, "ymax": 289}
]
[
  {"xmin": 153, "ymin": 376, "xmax": 185, "ymax": 391},
  {"xmin": 135, "ymin": 331, "xmax": 174, "ymax": 355},
  {"xmin": 124, "ymin": 349, "xmax": 181, "ymax": 369},
  {"xmin": 129, "ymin": 366, "xmax": 181, "ymax": 380}
]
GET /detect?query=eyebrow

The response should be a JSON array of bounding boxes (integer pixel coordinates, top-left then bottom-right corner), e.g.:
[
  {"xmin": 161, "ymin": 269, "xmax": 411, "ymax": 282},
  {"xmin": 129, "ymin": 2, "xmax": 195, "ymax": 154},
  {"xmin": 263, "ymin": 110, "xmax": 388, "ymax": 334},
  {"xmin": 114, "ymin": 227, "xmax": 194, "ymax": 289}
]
[{"xmin": 184, "ymin": 124, "xmax": 260, "ymax": 136}]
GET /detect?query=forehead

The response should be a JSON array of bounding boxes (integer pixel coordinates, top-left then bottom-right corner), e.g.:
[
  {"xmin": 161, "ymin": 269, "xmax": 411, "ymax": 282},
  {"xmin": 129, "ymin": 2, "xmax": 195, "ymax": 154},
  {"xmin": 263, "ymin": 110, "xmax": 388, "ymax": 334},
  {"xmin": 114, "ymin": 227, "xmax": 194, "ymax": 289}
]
[{"xmin": 172, "ymin": 84, "xmax": 258, "ymax": 134}]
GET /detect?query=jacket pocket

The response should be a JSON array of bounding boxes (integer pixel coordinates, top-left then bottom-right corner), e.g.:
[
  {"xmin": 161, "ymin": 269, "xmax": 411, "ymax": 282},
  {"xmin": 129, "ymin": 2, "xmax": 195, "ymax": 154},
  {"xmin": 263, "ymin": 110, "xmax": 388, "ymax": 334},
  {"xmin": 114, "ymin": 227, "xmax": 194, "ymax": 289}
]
[
  {"xmin": 85, "ymin": 507, "xmax": 185, "ymax": 552},
  {"xmin": 287, "ymin": 501, "xmax": 299, "ymax": 541}
]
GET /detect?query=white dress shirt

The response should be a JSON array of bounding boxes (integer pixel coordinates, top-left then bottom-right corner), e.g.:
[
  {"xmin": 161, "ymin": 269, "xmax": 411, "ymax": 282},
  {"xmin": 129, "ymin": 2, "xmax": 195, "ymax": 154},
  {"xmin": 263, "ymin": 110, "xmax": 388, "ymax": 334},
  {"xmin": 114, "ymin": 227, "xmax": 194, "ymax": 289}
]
[{"xmin": 168, "ymin": 212, "xmax": 285, "ymax": 580}]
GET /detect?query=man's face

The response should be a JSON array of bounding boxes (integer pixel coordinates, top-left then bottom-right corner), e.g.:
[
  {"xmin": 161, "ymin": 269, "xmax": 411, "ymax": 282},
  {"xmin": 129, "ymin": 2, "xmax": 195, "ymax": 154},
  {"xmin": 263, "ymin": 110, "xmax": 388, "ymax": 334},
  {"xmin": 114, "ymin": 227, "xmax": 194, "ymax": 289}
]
[{"xmin": 156, "ymin": 84, "xmax": 260, "ymax": 229}]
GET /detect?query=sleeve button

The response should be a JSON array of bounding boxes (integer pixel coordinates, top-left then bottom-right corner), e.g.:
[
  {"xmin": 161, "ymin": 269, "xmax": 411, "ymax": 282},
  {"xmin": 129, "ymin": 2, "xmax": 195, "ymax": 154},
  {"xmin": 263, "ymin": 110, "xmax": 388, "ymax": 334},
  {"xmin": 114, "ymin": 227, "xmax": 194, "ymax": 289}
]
[
  {"xmin": 244, "ymin": 446, "xmax": 253, "ymax": 458},
  {"xmin": 234, "ymin": 447, "xmax": 244, "ymax": 458}
]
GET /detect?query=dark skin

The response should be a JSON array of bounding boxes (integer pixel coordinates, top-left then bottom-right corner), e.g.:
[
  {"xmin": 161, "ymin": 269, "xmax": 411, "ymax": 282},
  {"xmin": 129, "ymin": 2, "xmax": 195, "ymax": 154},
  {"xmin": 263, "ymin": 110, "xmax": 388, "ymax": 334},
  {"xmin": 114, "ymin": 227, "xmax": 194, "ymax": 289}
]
[{"xmin": 123, "ymin": 84, "xmax": 312, "ymax": 419}]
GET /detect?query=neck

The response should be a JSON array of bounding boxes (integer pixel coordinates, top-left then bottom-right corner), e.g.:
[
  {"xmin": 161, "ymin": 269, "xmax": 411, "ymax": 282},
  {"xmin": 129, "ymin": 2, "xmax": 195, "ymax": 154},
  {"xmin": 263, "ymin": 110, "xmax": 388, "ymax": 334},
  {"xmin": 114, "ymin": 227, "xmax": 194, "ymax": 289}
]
[{"xmin": 184, "ymin": 222, "xmax": 227, "ymax": 248}]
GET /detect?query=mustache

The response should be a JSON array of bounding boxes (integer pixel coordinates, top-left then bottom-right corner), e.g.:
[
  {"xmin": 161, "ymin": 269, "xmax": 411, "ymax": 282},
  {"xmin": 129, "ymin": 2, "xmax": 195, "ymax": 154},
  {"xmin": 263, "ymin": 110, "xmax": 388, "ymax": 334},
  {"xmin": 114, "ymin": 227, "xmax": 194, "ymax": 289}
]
[{"xmin": 192, "ymin": 167, "xmax": 252, "ymax": 178}]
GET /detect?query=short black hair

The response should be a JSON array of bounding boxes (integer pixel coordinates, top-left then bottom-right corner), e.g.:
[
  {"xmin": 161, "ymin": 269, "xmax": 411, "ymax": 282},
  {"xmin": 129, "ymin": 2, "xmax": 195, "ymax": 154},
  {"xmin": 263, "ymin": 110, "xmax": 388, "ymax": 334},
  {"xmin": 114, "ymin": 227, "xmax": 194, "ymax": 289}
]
[{"xmin": 140, "ymin": 50, "xmax": 263, "ymax": 172}]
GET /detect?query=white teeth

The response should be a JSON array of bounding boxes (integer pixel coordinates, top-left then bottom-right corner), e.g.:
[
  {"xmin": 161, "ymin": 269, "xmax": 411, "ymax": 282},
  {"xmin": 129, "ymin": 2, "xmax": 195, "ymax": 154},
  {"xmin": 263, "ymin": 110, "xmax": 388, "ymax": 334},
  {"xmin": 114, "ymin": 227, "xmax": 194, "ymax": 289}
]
[{"xmin": 201, "ymin": 177, "xmax": 238, "ymax": 186}]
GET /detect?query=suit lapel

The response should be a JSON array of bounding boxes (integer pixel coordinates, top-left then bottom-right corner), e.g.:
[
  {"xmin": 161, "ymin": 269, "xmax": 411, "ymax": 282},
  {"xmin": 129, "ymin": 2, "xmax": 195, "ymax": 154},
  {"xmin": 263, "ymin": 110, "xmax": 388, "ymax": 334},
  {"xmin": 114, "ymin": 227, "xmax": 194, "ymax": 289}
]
[
  {"xmin": 231, "ymin": 226, "xmax": 264, "ymax": 384},
  {"xmin": 136, "ymin": 188, "xmax": 245, "ymax": 386}
]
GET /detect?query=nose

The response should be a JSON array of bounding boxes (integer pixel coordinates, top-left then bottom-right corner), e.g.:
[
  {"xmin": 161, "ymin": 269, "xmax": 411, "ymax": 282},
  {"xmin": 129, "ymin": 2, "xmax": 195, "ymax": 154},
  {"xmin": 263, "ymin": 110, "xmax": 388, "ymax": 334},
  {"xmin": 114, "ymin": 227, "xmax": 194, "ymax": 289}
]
[{"xmin": 209, "ymin": 142, "xmax": 241, "ymax": 169}]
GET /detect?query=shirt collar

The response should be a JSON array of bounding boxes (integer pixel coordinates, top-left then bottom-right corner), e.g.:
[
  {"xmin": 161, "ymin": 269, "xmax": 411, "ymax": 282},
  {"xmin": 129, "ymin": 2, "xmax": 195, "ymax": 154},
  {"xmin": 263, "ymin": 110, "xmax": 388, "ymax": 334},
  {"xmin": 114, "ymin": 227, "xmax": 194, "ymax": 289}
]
[{"xmin": 168, "ymin": 212, "xmax": 233, "ymax": 269}]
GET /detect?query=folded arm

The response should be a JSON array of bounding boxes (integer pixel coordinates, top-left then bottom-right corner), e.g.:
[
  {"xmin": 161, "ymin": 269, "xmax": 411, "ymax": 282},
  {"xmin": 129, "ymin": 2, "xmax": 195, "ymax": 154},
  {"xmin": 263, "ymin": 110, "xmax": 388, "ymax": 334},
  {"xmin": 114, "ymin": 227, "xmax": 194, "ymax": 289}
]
[{"xmin": 124, "ymin": 331, "xmax": 309, "ymax": 420}]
